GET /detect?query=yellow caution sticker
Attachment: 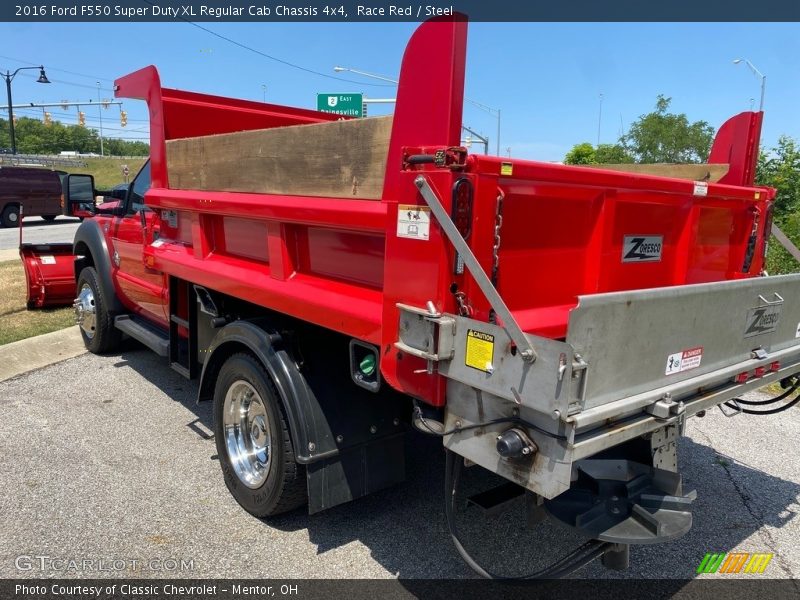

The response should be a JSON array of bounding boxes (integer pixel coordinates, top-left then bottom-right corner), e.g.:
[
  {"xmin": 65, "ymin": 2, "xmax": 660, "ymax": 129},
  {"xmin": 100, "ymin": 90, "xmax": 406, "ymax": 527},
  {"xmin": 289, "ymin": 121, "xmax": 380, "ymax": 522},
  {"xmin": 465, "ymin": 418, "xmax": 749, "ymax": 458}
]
[
  {"xmin": 500, "ymin": 162, "xmax": 513, "ymax": 176},
  {"xmin": 465, "ymin": 329, "xmax": 495, "ymax": 373}
]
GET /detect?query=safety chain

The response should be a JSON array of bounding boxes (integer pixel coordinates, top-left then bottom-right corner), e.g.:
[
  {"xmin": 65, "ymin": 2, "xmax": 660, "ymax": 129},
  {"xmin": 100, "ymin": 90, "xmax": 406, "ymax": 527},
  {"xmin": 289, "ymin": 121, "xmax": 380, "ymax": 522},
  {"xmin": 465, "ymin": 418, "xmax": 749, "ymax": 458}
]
[
  {"xmin": 491, "ymin": 188, "xmax": 504, "ymax": 286},
  {"xmin": 488, "ymin": 188, "xmax": 505, "ymax": 324}
]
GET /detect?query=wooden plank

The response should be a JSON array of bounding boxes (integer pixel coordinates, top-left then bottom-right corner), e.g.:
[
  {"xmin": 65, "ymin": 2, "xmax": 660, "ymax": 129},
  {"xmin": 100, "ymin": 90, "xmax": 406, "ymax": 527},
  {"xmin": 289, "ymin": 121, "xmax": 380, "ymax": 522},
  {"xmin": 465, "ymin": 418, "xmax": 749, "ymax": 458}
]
[
  {"xmin": 166, "ymin": 116, "xmax": 392, "ymax": 199},
  {"xmin": 578, "ymin": 163, "xmax": 729, "ymax": 183}
]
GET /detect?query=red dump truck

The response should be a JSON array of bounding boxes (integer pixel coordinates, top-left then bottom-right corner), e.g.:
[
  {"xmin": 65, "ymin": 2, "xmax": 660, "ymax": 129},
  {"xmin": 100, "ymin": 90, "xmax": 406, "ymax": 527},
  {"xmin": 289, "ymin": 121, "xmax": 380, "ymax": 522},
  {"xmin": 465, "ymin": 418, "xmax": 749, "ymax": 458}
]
[{"xmin": 25, "ymin": 18, "xmax": 800, "ymax": 577}]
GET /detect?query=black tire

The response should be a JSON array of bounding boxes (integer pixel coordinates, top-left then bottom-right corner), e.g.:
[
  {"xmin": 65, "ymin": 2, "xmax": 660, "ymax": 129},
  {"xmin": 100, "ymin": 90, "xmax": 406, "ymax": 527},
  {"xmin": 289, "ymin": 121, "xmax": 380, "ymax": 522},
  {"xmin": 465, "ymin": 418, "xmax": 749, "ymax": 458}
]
[
  {"xmin": 213, "ymin": 353, "xmax": 307, "ymax": 517},
  {"xmin": 75, "ymin": 266, "xmax": 122, "ymax": 353},
  {"xmin": 42, "ymin": 214, "xmax": 57, "ymax": 222},
  {"xmin": 1, "ymin": 204, "xmax": 20, "ymax": 228}
]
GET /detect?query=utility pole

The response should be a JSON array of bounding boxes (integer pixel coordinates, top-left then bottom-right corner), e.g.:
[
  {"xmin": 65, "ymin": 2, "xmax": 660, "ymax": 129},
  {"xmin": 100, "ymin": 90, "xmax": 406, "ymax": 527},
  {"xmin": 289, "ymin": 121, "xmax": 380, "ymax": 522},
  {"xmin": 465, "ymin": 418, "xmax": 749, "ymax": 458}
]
[{"xmin": 96, "ymin": 81, "xmax": 104, "ymax": 156}]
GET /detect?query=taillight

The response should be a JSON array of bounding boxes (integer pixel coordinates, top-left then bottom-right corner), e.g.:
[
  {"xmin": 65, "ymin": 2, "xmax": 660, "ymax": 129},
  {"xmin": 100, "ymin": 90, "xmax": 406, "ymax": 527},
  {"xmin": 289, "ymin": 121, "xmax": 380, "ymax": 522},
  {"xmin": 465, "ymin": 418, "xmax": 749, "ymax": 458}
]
[
  {"xmin": 451, "ymin": 177, "xmax": 473, "ymax": 275},
  {"xmin": 59, "ymin": 193, "xmax": 64, "ymax": 209}
]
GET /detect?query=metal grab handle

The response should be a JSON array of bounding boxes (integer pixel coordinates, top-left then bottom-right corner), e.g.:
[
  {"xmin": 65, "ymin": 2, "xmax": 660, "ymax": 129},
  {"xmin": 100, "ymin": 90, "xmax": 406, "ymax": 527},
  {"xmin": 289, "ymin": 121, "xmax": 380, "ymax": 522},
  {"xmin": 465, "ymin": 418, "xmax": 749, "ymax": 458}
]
[
  {"xmin": 414, "ymin": 175, "xmax": 537, "ymax": 363},
  {"xmin": 758, "ymin": 293, "xmax": 784, "ymax": 305}
]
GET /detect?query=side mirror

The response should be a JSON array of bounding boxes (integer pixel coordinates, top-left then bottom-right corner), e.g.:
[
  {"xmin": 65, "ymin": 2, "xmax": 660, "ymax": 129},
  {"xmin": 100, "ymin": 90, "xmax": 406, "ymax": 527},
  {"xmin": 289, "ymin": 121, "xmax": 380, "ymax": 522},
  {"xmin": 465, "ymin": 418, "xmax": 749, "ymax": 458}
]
[{"xmin": 62, "ymin": 174, "xmax": 96, "ymax": 217}]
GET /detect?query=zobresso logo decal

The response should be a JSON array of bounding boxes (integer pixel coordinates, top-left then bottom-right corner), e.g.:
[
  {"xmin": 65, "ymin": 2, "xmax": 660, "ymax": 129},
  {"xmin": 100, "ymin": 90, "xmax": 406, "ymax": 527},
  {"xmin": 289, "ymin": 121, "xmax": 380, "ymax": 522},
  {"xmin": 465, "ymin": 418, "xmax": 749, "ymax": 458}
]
[
  {"xmin": 622, "ymin": 235, "xmax": 663, "ymax": 263},
  {"xmin": 696, "ymin": 552, "xmax": 773, "ymax": 574},
  {"xmin": 744, "ymin": 304, "xmax": 782, "ymax": 338}
]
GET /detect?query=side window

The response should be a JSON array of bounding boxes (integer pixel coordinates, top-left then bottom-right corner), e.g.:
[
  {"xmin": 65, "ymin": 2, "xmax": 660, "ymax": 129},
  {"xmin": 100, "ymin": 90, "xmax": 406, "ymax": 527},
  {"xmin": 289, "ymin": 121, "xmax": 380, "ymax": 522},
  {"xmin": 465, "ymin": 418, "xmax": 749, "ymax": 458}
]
[{"xmin": 127, "ymin": 160, "xmax": 151, "ymax": 214}]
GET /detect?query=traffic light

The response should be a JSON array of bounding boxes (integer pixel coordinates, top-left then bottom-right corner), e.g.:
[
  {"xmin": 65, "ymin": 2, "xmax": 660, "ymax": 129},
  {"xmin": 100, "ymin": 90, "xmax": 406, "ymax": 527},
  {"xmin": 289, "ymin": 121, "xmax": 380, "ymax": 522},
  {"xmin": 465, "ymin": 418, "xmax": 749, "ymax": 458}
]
[
  {"xmin": 78, "ymin": 111, "xmax": 85, "ymax": 126},
  {"xmin": 43, "ymin": 112, "xmax": 52, "ymax": 126},
  {"xmin": 120, "ymin": 110, "xmax": 127, "ymax": 127}
]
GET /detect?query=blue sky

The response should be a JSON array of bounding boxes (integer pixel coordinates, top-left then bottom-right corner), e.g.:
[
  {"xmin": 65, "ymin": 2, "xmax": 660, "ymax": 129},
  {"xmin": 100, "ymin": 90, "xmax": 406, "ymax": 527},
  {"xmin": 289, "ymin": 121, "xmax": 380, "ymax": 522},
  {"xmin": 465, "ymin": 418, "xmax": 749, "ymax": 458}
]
[{"xmin": 2, "ymin": 21, "xmax": 798, "ymax": 161}]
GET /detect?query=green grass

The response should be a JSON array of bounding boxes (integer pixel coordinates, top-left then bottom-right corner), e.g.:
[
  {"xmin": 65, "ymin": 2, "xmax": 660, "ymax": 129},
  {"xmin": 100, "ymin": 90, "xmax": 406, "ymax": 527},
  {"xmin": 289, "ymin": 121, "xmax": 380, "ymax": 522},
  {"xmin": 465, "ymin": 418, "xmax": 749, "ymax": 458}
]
[
  {"xmin": 0, "ymin": 259, "xmax": 74, "ymax": 346},
  {"xmin": 61, "ymin": 156, "xmax": 147, "ymax": 189}
]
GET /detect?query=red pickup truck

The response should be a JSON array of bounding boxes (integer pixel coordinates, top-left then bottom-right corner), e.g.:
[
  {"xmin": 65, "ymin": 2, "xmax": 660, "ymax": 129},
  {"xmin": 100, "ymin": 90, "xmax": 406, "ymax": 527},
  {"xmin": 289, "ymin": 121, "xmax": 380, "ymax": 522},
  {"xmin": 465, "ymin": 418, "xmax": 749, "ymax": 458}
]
[{"xmin": 26, "ymin": 18, "xmax": 800, "ymax": 578}]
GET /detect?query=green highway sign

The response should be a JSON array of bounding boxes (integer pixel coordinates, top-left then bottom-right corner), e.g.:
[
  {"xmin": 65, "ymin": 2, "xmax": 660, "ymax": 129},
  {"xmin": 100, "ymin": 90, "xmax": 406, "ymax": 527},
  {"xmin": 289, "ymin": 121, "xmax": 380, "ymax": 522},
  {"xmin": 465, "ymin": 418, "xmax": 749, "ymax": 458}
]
[{"xmin": 317, "ymin": 93, "xmax": 363, "ymax": 117}]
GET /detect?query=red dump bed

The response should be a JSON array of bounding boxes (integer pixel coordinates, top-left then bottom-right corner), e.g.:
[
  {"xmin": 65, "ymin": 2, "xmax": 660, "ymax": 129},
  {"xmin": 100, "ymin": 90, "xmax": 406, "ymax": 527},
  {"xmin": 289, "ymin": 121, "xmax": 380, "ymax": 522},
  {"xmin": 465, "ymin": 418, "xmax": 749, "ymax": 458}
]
[{"xmin": 114, "ymin": 18, "xmax": 773, "ymax": 408}]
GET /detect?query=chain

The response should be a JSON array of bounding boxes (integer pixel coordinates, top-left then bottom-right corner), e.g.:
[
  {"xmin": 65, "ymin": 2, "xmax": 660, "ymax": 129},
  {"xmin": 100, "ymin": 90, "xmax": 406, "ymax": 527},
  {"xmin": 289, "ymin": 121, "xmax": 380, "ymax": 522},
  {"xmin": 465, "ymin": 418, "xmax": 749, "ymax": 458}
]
[
  {"xmin": 453, "ymin": 291, "xmax": 472, "ymax": 317},
  {"xmin": 488, "ymin": 188, "xmax": 505, "ymax": 324},
  {"xmin": 491, "ymin": 188, "xmax": 504, "ymax": 286}
]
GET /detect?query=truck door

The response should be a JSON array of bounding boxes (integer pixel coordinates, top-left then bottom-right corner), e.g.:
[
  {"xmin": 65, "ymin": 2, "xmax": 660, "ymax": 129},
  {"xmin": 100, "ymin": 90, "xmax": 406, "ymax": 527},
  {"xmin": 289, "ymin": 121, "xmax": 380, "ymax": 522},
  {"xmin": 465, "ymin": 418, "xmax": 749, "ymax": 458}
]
[{"xmin": 109, "ymin": 161, "xmax": 167, "ymax": 325}]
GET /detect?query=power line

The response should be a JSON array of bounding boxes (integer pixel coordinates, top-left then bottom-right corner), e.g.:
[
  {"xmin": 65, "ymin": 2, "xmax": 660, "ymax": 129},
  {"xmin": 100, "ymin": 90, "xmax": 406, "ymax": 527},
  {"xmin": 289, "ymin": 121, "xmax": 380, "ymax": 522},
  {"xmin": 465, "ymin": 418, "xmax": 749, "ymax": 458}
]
[
  {"xmin": 138, "ymin": 0, "xmax": 393, "ymax": 88},
  {"xmin": 0, "ymin": 53, "xmax": 115, "ymax": 83},
  {"xmin": 11, "ymin": 69, "xmax": 115, "ymax": 93}
]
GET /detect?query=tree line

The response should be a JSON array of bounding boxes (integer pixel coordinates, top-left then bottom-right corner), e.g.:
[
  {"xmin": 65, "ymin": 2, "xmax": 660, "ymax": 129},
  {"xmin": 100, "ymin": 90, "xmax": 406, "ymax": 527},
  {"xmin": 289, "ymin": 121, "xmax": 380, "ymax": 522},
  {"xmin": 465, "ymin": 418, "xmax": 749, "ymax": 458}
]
[
  {"xmin": 0, "ymin": 117, "xmax": 149, "ymax": 156},
  {"xmin": 564, "ymin": 95, "xmax": 800, "ymax": 274}
]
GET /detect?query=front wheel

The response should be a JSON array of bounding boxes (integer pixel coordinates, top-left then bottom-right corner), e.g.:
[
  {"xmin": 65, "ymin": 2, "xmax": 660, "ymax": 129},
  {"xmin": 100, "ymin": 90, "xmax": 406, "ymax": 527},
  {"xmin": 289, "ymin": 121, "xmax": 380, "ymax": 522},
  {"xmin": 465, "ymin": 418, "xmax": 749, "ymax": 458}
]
[
  {"xmin": 75, "ymin": 266, "xmax": 122, "ymax": 353},
  {"xmin": 213, "ymin": 353, "xmax": 307, "ymax": 517}
]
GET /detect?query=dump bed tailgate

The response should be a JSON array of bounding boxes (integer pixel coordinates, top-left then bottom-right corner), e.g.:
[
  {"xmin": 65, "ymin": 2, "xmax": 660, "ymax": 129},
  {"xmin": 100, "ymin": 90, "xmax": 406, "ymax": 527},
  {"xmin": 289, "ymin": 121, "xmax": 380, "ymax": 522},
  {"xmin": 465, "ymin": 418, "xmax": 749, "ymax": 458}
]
[{"xmin": 566, "ymin": 273, "xmax": 800, "ymax": 420}]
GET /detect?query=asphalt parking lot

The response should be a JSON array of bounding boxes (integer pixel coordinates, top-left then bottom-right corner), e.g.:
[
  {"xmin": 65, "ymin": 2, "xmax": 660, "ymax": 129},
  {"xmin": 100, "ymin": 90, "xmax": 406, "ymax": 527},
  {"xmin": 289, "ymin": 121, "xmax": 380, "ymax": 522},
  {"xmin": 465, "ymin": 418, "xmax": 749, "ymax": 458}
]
[
  {"xmin": 0, "ymin": 217, "xmax": 81, "ymax": 251},
  {"xmin": 1, "ymin": 346, "xmax": 799, "ymax": 581}
]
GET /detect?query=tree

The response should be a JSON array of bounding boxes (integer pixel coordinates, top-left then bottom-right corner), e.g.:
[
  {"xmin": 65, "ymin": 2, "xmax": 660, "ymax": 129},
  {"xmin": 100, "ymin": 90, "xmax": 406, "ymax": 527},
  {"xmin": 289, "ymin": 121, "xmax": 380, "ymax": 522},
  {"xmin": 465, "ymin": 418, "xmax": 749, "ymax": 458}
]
[
  {"xmin": 758, "ymin": 135, "xmax": 800, "ymax": 274},
  {"xmin": 564, "ymin": 142, "xmax": 596, "ymax": 165},
  {"xmin": 564, "ymin": 142, "xmax": 632, "ymax": 165},
  {"xmin": 595, "ymin": 143, "xmax": 633, "ymax": 164},
  {"xmin": 757, "ymin": 135, "xmax": 800, "ymax": 216},
  {"xmin": 621, "ymin": 95, "xmax": 714, "ymax": 163},
  {"xmin": 0, "ymin": 116, "xmax": 148, "ymax": 156}
]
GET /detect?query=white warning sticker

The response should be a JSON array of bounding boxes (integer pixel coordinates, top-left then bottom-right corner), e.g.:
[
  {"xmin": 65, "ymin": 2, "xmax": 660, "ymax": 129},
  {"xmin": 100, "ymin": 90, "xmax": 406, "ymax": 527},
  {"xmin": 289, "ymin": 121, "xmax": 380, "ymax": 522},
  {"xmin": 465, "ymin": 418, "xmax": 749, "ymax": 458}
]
[
  {"xmin": 39, "ymin": 255, "xmax": 56, "ymax": 265},
  {"xmin": 693, "ymin": 181, "xmax": 708, "ymax": 196},
  {"xmin": 397, "ymin": 204, "xmax": 431, "ymax": 241},
  {"xmin": 665, "ymin": 346, "xmax": 704, "ymax": 376},
  {"xmin": 796, "ymin": 322, "xmax": 800, "ymax": 338}
]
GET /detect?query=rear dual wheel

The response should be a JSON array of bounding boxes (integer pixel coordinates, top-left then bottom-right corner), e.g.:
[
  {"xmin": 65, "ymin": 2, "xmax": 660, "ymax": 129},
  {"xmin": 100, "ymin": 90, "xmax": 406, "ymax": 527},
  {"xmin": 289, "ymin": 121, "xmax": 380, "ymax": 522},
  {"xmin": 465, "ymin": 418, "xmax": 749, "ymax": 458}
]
[{"xmin": 213, "ymin": 353, "xmax": 306, "ymax": 517}]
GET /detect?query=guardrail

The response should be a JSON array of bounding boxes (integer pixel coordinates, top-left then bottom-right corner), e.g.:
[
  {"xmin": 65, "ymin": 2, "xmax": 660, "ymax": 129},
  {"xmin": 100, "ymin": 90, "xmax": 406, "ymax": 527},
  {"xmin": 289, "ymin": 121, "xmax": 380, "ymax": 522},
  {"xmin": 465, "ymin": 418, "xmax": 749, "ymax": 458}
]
[{"xmin": 0, "ymin": 154, "xmax": 88, "ymax": 168}]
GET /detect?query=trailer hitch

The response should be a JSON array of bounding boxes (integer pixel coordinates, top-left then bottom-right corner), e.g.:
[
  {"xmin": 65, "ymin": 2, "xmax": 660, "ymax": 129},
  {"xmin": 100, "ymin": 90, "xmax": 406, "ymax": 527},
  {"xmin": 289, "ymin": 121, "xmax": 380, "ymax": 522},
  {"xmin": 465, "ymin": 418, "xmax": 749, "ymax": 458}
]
[{"xmin": 414, "ymin": 175, "xmax": 537, "ymax": 363}]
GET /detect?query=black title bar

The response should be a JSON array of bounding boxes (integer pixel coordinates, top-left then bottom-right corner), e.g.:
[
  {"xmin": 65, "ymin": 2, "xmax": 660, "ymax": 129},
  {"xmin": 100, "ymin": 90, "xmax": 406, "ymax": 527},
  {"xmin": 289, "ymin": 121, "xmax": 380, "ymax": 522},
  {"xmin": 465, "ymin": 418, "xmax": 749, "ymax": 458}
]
[{"xmin": 3, "ymin": 0, "xmax": 800, "ymax": 22}]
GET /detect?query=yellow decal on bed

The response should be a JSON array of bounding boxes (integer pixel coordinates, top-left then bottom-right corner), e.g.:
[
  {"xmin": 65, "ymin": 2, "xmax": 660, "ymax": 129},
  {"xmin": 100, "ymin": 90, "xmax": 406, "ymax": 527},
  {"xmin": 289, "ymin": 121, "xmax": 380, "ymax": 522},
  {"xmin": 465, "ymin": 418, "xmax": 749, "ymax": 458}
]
[{"xmin": 465, "ymin": 329, "xmax": 495, "ymax": 373}]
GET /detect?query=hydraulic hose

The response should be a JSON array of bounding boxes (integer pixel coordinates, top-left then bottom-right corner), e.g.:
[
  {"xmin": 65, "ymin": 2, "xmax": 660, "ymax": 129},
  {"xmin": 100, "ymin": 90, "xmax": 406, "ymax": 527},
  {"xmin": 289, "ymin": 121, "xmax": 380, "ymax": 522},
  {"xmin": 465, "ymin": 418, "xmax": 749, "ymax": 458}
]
[
  {"xmin": 724, "ymin": 376, "xmax": 800, "ymax": 415},
  {"xmin": 444, "ymin": 449, "xmax": 610, "ymax": 579}
]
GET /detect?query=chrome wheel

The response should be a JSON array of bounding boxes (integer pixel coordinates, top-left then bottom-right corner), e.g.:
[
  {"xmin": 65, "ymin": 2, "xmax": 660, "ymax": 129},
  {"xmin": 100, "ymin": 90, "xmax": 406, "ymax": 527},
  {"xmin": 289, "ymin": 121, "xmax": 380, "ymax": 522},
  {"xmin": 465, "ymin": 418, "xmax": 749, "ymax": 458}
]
[
  {"xmin": 73, "ymin": 284, "xmax": 96, "ymax": 339},
  {"xmin": 223, "ymin": 380, "xmax": 271, "ymax": 489}
]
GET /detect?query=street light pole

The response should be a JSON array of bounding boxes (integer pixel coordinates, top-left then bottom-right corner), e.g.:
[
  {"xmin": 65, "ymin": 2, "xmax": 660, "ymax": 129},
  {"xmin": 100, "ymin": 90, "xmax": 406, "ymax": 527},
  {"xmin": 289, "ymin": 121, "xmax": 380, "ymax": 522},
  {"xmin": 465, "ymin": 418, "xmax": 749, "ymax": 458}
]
[
  {"xmin": 1, "ymin": 65, "xmax": 50, "ymax": 154},
  {"xmin": 333, "ymin": 66, "xmax": 398, "ymax": 84},
  {"xmin": 597, "ymin": 93, "xmax": 603, "ymax": 147},
  {"xmin": 733, "ymin": 58, "xmax": 766, "ymax": 112}
]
